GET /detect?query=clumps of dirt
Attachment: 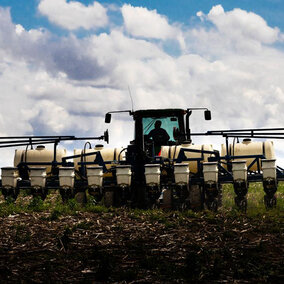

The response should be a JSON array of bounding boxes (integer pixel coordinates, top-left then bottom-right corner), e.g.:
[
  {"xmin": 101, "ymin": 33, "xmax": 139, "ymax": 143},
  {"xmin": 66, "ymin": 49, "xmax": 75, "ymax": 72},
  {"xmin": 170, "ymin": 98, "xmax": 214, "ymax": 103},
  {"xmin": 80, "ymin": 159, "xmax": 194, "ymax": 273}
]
[{"xmin": 0, "ymin": 210, "xmax": 283, "ymax": 283}]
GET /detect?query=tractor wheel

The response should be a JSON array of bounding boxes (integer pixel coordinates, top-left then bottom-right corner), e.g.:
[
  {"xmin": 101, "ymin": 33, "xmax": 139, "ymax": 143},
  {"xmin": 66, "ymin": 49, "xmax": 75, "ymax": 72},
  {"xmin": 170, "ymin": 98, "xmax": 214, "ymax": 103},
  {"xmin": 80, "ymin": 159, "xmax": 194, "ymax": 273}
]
[{"xmin": 189, "ymin": 185, "xmax": 203, "ymax": 211}]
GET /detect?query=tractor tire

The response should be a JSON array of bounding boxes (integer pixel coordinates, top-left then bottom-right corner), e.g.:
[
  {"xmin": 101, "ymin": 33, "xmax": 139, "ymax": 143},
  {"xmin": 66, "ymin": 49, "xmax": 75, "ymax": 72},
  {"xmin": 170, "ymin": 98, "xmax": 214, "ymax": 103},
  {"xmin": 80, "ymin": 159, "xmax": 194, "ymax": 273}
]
[{"xmin": 189, "ymin": 185, "xmax": 203, "ymax": 211}]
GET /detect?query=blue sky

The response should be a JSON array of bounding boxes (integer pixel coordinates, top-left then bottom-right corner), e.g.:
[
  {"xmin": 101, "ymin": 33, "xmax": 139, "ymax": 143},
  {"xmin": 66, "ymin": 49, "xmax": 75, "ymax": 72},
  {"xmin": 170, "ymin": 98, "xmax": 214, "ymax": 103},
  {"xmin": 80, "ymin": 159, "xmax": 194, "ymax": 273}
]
[
  {"xmin": 0, "ymin": 0, "xmax": 284, "ymax": 165},
  {"xmin": 1, "ymin": 0, "xmax": 284, "ymax": 33}
]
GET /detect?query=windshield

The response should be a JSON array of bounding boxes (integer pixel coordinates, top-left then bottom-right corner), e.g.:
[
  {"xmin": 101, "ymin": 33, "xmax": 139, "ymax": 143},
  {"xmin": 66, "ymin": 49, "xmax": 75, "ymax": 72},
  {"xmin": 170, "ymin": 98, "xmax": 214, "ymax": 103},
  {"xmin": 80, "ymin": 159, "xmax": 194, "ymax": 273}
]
[{"xmin": 143, "ymin": 117, "xmax": 179, "ymax": 142}]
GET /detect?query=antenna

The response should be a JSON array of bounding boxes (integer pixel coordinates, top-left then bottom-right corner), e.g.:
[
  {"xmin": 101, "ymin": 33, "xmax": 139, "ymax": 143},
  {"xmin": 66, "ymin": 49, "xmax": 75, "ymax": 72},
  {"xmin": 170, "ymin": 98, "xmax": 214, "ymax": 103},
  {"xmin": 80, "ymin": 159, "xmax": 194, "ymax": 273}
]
[{"xmin": 128, "ymin": 85, "xmax": 134, "ymax": 112}]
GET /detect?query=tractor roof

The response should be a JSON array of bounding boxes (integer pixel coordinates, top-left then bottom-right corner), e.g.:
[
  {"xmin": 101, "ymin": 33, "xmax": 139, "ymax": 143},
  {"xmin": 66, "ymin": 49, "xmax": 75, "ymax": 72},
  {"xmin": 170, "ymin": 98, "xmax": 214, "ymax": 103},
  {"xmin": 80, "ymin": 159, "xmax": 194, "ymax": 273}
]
[{"xmin": 133, "ymin": 108, "xmax": 186, "ymax": 118}]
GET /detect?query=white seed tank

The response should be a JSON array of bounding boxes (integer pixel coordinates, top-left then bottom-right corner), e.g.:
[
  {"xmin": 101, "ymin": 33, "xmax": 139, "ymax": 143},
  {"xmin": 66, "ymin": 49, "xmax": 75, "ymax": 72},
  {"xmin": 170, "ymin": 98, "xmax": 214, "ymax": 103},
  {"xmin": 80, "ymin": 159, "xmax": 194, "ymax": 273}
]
[
  {"xmin": 14, "ymin": 145, "xmax": 67, "ymax": 173},
  {"xmin": 221, "ymin": 139, "xmax": 275, "ymax": 171},
  {"xmin": 73, "ymin": 144, "xmax": 126, "ymax": 171},
  {"xmin": 160, "ymin": 143, "xmax": 214, "ymax": 173}
]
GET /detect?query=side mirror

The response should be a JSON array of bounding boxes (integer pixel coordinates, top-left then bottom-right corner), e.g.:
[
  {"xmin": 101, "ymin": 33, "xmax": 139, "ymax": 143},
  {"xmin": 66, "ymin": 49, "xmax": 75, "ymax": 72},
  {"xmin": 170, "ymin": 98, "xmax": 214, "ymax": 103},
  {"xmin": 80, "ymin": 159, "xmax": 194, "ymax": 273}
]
[
  {"xmin": 104, "ymin": 129, "xmax": 109, "ymax": 144},
  {"xmin": 105, "ymin": 113, "xmax": 111, "ymax": 123},
  {"xmin": 204, "ymin": 110, "xmax": 211, "ymax": 120}
]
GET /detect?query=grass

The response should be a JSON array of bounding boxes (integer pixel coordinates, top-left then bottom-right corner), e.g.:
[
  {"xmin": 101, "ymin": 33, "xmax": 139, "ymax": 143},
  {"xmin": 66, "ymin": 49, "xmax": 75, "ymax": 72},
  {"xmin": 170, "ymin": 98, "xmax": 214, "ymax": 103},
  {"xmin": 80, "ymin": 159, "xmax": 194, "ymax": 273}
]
[
  {"xmin": 0, "ymin": 182, "xmax": 283, "ymax": 220},
  {"xmin": 0, "ymin": 190, "xmax": 115, "ymax": 218},
  {"xmin": 221, "ymin": 182, "xmax": 284, "ymax": 219}
]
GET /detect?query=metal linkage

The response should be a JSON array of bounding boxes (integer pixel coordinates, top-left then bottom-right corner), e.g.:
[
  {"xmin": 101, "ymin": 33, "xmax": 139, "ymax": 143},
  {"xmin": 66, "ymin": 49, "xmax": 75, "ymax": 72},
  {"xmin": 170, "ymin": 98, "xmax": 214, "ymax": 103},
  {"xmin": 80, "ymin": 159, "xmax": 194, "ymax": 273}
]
[
  {"xmin": 205, "ymin": 127, "xmax": 284, "ymax": 138},
  {"xmin": 0, "ymin": 131, "xmax": 109, "ymax": 147}
]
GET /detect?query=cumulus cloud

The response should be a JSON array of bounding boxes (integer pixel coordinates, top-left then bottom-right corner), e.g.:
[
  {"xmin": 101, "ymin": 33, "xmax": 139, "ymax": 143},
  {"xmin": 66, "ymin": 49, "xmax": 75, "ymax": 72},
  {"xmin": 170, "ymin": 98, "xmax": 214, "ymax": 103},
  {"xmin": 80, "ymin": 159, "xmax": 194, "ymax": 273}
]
[
  {"xmin": 0, "ymin": 8, "xmax": 108, "ymax": 81},
  {"xmin": 0, "ymin": 4, "xmax": 284, "ymax": 166},
  {"xmin": 194, "ymin": 5, "xmax": 281, "ymax": 55},
  {"xmin": 38, "ymin": 0, "xmax": 108, "ymax": 30},
  {"xmin": 121, "ymin": 4, "xmax": 185, "ymax": 49},
  {"xmin": 208, "ymin": 5, "xmax": 279, "ymax": 44}
]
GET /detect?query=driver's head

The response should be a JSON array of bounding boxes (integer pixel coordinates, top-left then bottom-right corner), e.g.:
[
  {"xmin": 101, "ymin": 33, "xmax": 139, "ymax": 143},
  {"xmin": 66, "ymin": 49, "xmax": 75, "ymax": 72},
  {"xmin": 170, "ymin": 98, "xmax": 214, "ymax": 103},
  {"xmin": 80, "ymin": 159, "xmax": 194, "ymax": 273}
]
[{"xmin": 155, "ymin": 120, "xmax": 162, "ymax": 129}]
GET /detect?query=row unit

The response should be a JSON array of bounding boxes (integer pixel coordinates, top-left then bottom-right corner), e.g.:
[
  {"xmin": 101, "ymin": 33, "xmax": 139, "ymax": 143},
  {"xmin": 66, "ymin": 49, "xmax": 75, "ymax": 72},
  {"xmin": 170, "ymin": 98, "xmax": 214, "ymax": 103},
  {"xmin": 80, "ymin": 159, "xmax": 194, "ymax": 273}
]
[
  {"xmin": 1, "ymin": 159, "xmax": 277, "ymax": 191},
  {"xmin": 1, "ymin": 166, "xmax": 132, "ymax": 190},
  {"xmin": 1, "ymin": 163, "xmax": 191, "ymax": 189}
]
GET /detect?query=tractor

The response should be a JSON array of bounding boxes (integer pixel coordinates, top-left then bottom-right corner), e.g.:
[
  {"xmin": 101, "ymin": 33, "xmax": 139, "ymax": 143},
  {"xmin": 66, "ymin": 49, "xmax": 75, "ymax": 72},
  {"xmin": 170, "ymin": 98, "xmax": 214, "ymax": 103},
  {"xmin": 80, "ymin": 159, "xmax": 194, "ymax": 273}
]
[{"xmin": 102, "ymin": 108, "xmax": 215, "ymax": 210}]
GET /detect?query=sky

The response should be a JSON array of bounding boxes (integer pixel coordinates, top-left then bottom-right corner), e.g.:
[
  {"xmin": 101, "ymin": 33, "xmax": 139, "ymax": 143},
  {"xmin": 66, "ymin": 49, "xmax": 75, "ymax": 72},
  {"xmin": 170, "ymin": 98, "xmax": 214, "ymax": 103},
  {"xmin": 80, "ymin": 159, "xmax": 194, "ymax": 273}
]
[{"xmin": 0, "ymin": 0, "xmax": 284, "ymax": 166}]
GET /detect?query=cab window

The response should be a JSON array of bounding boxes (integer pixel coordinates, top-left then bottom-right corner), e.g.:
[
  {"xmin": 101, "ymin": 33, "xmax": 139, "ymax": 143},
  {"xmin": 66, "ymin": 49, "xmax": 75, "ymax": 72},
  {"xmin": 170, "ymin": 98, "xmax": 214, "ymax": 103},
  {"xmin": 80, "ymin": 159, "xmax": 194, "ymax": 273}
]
[{"xmin": 142, "ymin": 117, "xmax": 179, "ymax": 142}]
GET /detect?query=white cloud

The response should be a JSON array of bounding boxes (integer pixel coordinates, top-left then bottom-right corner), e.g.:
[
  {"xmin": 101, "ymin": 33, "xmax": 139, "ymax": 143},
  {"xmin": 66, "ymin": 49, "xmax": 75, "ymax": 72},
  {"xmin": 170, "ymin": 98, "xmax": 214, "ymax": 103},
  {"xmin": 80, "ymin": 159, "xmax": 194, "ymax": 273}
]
[
  {"xmin": 15, "ymin": 24, "xmax": 24, "ymax": 35},
  {"xmin": 193, "ymin": 5, "xmax": 281, "ymax": 56},
  {"xmin": 121, "ymin": 4, "xmax": 185, "ymax": 49},
  {"xmin": 208, "ymin": 5, "xmax": 280, "ymax": 44},
  {"xmin": 38, "ymin": 0, "xmax": 108, "ymax": 30}
]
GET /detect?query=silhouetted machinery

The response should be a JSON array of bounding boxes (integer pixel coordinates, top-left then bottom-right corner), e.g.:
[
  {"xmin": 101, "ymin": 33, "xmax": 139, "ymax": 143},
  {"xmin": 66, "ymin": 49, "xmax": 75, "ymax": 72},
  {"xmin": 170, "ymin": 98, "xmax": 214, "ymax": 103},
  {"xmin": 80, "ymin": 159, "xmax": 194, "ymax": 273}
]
[{"xmin": 1, "ymin": 108, "xmax": 283, "ymax": 211}]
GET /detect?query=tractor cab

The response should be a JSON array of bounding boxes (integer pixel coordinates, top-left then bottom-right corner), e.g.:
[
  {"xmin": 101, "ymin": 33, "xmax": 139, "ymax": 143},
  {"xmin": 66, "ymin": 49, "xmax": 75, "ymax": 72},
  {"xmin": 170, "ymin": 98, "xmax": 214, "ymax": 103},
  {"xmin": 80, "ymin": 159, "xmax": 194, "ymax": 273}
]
[
  {"xmin": 132, "ymin": 109, "xmax": 187, "ymax": 156},
  {"xmin": 105, "ymin": 108, "xmax": 211, "ymax": 158}
]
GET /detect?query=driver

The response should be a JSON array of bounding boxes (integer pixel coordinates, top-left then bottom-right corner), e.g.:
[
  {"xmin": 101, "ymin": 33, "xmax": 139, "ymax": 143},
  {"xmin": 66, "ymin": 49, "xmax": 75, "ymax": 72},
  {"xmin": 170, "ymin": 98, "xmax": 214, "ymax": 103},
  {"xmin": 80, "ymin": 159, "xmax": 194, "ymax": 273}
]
[{"xmin": 147, "ymin": 120, "xmax": 170, "ymax": 147}]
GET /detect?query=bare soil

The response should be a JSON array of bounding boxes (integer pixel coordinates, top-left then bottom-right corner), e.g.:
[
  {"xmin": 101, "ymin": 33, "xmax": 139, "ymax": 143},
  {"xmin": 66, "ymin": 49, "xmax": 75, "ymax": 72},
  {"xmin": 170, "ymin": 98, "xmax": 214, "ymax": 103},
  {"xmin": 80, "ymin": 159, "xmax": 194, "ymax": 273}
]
[{"xmin": 0, "ymin": 210, "xmax": 283, "ymax": 283}]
